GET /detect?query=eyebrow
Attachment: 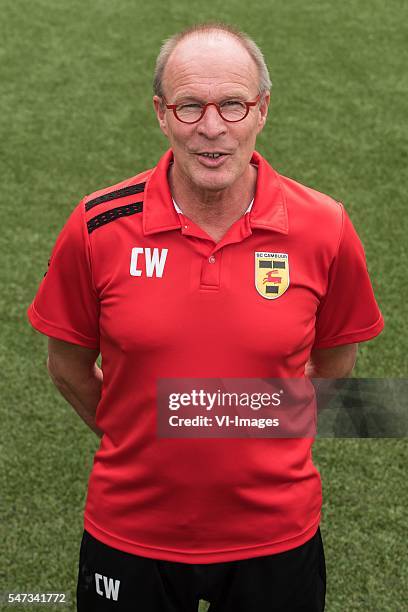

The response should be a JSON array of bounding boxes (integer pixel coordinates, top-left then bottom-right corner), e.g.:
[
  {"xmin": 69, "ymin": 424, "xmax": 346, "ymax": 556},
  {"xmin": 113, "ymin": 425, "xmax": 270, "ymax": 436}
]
[{"xmin": 174, "ymin": 93, "xmax": 248, "ymax": 104}]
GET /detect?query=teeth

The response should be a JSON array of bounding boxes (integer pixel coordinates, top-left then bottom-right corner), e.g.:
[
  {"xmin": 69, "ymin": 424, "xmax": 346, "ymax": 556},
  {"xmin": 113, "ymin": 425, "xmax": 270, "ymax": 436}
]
[{"xmin": 202, "ymin": 153, "xmax": 222, "ymax": 158}]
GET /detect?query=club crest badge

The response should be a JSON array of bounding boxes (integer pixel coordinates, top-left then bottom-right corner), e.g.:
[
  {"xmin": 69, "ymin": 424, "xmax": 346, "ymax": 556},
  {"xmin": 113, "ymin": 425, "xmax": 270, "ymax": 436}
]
[{"xmin": 255, "ymin": 252, "xmax": 290, "ymax": 300}]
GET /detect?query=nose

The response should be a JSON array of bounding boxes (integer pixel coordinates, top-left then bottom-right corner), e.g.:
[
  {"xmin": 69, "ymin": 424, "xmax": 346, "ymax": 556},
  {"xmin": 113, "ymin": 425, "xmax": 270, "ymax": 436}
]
[{"xmin": 196, "ymin": 104, "xmax": 227, "ymax": 138}]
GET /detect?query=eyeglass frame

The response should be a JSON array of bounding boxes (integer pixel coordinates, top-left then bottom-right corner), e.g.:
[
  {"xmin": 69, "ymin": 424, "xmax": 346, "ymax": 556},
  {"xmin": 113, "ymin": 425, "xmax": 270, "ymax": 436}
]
[{"xmin": 161, "ymin": 93, "xmax": 262, "ymax": 124}]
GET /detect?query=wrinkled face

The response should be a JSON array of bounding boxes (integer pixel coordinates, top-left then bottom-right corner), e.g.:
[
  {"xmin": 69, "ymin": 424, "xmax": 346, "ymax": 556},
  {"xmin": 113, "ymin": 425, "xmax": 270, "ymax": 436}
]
[{"xmin": 153, "ymin": 33, "xmax": 270, "ymax": 194}]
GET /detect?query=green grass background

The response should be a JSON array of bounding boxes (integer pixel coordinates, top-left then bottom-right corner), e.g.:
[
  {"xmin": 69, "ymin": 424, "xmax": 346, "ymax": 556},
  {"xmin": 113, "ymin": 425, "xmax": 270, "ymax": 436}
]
[{"xmin": 1, "ymin": 0, "xmax": 407, "ymax": 610}]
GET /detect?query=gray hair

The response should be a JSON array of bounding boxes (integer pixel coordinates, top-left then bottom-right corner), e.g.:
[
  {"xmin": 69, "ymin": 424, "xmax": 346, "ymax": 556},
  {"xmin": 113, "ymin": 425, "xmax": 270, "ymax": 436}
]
[{"xmin": 153, "ymin": 22, "xmax": 272, "ymax": 100}]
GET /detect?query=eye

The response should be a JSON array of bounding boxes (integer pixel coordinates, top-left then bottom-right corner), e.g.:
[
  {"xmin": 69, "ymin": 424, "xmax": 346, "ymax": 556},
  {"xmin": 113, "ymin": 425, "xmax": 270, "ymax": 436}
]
[
  {"xmin": 220, "ymin": 100, "xmax": 246, "ymax": 109},
  {"xmin": 176, "ymin": 103, "xmax": 202, "ymax": 111}
]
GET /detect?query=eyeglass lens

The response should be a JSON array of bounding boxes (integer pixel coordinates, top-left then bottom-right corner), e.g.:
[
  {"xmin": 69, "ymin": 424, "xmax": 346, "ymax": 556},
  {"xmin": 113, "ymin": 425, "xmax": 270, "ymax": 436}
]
[{"xmin": 176, "ymin": 100, "xmax": 248, "ymax": 123}]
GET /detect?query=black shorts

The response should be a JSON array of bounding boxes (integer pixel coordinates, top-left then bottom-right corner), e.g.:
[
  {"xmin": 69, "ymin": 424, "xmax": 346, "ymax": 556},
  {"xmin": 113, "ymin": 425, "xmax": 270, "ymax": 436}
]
[{"xmin": 77, "ymin": 527, "xmax": 326, "ymax": 611}]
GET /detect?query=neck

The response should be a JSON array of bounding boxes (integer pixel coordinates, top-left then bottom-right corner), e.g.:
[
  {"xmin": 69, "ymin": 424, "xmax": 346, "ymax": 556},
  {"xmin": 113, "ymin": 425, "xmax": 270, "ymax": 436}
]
[{"xmin": 168, "ymin": 162, "xmax": 257, "ymax": 229}]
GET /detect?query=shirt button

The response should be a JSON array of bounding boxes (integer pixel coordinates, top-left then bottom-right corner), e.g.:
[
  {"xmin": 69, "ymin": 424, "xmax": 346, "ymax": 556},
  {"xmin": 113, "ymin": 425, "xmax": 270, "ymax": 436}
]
[{"xmin": 208, "ymin": 255, "xmax": 216, "ymax": 264}]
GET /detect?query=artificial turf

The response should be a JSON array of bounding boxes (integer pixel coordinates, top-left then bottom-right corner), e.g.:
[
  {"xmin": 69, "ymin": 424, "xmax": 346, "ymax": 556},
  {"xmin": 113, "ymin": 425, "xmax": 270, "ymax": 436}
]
[{"xmin": 1, "ymin": 0, "xmax": 407, "ymax": 610}]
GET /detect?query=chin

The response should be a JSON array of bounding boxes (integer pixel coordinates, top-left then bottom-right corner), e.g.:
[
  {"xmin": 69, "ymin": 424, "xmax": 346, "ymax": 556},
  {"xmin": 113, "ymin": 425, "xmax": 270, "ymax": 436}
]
[{"xmin": 191, "ymin": 169, "xmax": 236, "ymax": 192}]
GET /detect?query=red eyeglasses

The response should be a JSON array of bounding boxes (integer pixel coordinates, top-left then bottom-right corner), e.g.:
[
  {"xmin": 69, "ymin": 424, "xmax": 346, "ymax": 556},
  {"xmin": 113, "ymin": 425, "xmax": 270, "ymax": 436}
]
[{"xmin": 163, "ymin": 94, "xmax": 261, "ymax": 124}]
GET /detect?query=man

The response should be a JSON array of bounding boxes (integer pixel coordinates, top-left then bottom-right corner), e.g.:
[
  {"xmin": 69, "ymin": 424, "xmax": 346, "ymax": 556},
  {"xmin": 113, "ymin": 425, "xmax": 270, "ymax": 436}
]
[{"xmin": 27, "ymin": 23, "xmax": 384, "ymax": 612}]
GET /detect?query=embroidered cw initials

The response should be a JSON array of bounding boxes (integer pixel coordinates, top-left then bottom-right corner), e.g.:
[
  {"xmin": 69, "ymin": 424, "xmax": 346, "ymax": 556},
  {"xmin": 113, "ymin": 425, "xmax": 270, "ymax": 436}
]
[
  {"xmin": 95, "ymin": 573, "xmax": 120, "ymax": 601},
  {"xmin": 130, "ymin": 247, "xmax": 168, "ymax": 277}
]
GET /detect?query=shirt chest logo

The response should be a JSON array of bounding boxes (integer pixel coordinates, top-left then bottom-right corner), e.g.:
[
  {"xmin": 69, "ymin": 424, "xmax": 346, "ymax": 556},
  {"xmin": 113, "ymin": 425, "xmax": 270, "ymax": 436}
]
[
  {"xmin": 130, "ymin": 247, "xmax": 168, "ymax": 277},
  {"xmin": 255, "ymin": 252, "xmax": 290, "ymax": 299}
]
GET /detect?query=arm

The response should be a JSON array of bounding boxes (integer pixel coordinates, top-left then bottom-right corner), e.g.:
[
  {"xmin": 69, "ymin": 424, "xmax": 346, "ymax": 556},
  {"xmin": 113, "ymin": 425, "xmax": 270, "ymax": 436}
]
[
  {"xmin": 47, "ymin": 337, "xmax": 103, "ymax": 437},
  {"xmin": 305, "ymin": 343, "xmax": 358, "ymax": 414},
  {"xmin": 305, "ymin": 343, "xmax": 358, "ymax": 378},
  {"xmin": 305, "ymin": 344, "xmax": 358, "ymax": 412}
]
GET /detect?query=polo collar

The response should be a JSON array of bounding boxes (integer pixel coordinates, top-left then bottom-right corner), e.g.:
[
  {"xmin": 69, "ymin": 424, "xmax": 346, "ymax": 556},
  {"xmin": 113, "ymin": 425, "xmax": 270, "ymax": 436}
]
[
  {"xmin": 173, "ymin": 195, "xmax": 253, "ymax": 214},
  {"xmin": 143, "ymin": 148, "xmax": 288, "ymax": 236}
]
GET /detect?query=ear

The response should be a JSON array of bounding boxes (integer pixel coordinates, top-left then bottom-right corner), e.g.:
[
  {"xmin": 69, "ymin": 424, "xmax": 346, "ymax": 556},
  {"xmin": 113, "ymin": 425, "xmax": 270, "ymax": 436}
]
[
  {"xmin": 256, "ymin": 91, "xmax": 270, "ymax": 135},
  {"xmin": 153, "ymin": 95, "xmax": 169, "ymax": 137}
]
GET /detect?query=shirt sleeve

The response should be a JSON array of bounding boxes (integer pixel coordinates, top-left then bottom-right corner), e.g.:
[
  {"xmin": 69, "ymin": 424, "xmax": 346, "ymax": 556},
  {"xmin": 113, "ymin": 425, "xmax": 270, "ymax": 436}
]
[
  {"xmin": 27, "ymin": 200, "xmax": 100, "ymax": 349},
  {"xmin": 313, "ymin": 203, "xmax": 384, "ymax": 349}
]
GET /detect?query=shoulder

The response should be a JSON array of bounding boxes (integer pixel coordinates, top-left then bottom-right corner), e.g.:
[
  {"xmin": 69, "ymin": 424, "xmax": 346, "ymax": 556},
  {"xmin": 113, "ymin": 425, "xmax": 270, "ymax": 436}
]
[
  {"xmin": 83, "ymin": 166, "xmax": 154, "ymax": 212},
  {"xmin": 277, "ymin": 171, "xmax": 343, "ymax": 220},
  {"xmin": 275, "ymin": 170, "xmax": 346, "ymax": 247},
  {"xmin": 79, "ymin": 166, "xmax": 155, "ymax": 236}
]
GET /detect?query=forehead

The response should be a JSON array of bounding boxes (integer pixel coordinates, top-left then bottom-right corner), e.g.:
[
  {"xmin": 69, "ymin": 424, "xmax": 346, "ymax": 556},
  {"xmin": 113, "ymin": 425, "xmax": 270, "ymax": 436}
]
[{"xmin": 163, "ymin": 33, "xmax": 259, "ymax": 100}]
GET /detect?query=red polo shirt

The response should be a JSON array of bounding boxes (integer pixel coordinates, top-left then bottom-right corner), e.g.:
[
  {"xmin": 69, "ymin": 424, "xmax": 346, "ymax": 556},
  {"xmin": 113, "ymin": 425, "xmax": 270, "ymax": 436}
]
[{"xmin": 27, "ymin": 149, "xmax": 384, "ymax": 563}]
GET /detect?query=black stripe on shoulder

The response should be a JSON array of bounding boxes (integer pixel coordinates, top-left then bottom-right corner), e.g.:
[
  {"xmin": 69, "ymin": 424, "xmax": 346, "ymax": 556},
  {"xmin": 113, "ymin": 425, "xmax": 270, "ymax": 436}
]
[
  {"xmin": 87, "ymin": 202, "xmax": 143, "ymax": 234},
  {"xmin": 85, "ymin": 182, "xmax": 146, "ymax": 211}
]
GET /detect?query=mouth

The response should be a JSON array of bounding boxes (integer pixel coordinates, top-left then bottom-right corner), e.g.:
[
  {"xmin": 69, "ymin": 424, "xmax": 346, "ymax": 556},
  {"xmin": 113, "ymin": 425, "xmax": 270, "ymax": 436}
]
[{"xmin": 195, "ymin": 151, "xmax": 231, "ymax": 167}]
